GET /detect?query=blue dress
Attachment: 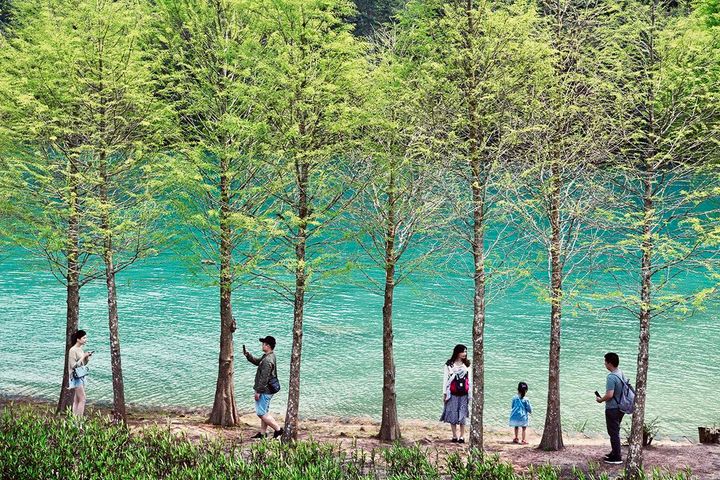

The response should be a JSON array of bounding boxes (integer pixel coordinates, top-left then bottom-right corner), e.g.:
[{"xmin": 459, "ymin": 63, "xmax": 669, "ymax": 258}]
[{"xmin": 508, "ymin": 394, "xmax": 532, "ymax": 427}]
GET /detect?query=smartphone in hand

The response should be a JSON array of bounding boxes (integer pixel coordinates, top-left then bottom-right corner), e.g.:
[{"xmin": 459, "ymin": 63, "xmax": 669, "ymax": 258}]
[
  {"xmin": 594, "ymin": 390, "xmax": 601, "ymax": 398},
  {"xmin": 242, "ymin": 344, "xmax": 247, "ymax": 354}
]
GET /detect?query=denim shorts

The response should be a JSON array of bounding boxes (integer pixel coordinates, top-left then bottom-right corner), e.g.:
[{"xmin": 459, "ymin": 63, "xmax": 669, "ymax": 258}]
[
  {"xmin": 255, "ymin": 393, "xmax": 273, "ymax": 417},
  {"xmin": 68, "ymin": 376, "xmax": 86, "ymax": 389}
]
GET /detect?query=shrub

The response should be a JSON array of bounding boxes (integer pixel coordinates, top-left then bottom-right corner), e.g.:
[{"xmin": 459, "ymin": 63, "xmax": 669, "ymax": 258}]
[{"xmin": 0, "ymin": 405, "xmax": 696, "ymax": 480}]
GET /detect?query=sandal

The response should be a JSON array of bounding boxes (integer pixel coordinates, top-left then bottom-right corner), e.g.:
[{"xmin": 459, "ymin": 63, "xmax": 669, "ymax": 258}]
[
  {"xmin": 521, "ymin": 440, "xmax": 528, "ymax": 445},
  {"xmin": 512, "ymin": 438, "xmax": 519, "ymax": 444}
]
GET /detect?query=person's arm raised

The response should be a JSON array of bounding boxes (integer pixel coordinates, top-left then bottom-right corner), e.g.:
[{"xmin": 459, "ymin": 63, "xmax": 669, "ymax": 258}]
[{"xmin": 245, "ymin": 350, "xmax": 262, "ymax": 366}]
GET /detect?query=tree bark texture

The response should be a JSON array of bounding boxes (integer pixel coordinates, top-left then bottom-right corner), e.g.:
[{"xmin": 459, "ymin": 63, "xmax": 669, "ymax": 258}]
[
  {"xmin": 210, "ymin": 157, "xmax": 239, "ymax": 426},
  {"xmin": 625, "ymin": 173, "xmax": 653, "ymax": 478},
  {"xmin": 625, "ymin": 5, "xmax": 657, "ymax": 473},
  {"xmin": 379, "ymin": 184, "xmax": 401, "ymax": 441},
  {"xmin": 470, "ymin": 169, "xmax": 486, "ymax": 453},
  {"xmin": 539, "ymin": 161, "xmax": 565, "ymax": 451},
  {"xmin": 464, "ymin": 0, "xmax": 487, "ymax": 454},
  {"xmin": 283, "ymin": 158, "xmax": 309, "ymax": 442},
  {"xmin": 57, "ymin": 157, "xmax": 80, "ymax": 414},
  {"xmin": 101, "ymin": 156, "xmax": 127, "ymax": 424}
]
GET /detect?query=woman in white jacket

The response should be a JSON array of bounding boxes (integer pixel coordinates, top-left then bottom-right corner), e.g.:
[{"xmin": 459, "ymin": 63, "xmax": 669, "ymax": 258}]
[{"xmin": 440, "ymin": 344, "xmax": 471, "ymax": 443}]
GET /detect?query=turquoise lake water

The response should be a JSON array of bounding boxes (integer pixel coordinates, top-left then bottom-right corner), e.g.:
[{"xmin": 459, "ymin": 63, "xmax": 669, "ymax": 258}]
[{"xmin": 0, "ymin": 250, "xmax": 718, "ymax": 437}]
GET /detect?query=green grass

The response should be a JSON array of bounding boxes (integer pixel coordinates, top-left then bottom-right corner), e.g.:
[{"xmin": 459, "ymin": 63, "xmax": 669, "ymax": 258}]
[{"xmin": 0, "ymin": 405, "xmax": 694, "ymax": 479}]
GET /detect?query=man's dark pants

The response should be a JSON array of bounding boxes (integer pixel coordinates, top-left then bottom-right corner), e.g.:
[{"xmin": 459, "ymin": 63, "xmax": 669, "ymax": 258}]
[{"xmin": 605, "ymin": 408, "xmax": 625, "ymax": 459}]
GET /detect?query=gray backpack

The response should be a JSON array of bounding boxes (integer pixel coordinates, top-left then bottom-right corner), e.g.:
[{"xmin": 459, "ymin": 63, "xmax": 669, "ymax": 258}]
[{"xmin": 611, "ymin": 373, "xmax": 636, "ymax": 415}]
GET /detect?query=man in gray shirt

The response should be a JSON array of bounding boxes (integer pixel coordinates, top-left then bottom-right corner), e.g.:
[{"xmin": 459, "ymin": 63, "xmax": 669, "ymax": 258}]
[
  {"xmin": 596, "ymin": 352, "xmax": 625, "ymax": 464},
  {"xmin": 244, "ymin": 335, "xmax": 283, "ymax": 439}
]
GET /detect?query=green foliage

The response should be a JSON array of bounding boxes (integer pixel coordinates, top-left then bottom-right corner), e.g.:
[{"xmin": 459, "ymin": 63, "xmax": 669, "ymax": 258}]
[
  {"xmin": 500, "ymin": 0, "xmax": 613, "ymax": 298},
  {"xmin": 624, "ymin": 416, "xmax": 661, "ymax": 445},
  {"xmin": 249, "ymin": 0, "xmax": 369, "ymax": 297},
  {"xmin": 396, "ymin": 0, "xmax": 554, "ymax": 289},
  {"xmin": 349, "ymin": 27, "xmax": 452, "ymax": 290},
  {"xmin": 0, "ymin": 405, "xmax": 696, "ymax": 480},
  {"xmin": 593, "ymin": 0, "xmax": 720, "ymax": 319},
  {"xmin": 447, "ymin": 451, "xmax": 518, "ymax": 479},
  {"xmin": 382, "ymin": 442, "xmax": 439, "ymax": 478},
  {"xmin": 0, "ymin": 0, "xmax": 174, "ymax": 276},
  {"xmin": 0, "ymin": 406, "xmax": 371, "ymax": 479},
  {"xmin": 155, "ymin": 0, "xmax": 281, "ymax": 282},
  {"xmin": 697, "ymin": 0, "xmax": 720, "ymax": 27},
  {"xmin": 571, "ymin": 464, "xmax": 693, "ymax": 480}
]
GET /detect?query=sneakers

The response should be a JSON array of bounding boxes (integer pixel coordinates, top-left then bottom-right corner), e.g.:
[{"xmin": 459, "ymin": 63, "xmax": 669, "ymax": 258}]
[
  {"xmin": 458, "ymin": 438, "xmax": 465, "ymax": 444},
  {"xmin": 252, "ymin": 429, "xmax": 284, "ymax": 440},
  {"xmin": 451, "ymin": 437, "xmax": 458, "ymax": 443},
  {"xmin": 603, "ymin": 456, "xmax": 623, "ymax": 465}
]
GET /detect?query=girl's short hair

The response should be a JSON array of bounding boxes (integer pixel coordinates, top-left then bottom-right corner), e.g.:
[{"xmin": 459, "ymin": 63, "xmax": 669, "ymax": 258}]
[{"xmin": 446, "ymin": 344, "xmax": 471, "ymax": 367}]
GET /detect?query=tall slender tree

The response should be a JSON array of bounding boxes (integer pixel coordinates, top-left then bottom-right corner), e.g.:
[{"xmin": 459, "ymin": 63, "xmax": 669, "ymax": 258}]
[
  {"xmin": 157, "ymin": 0, "xmax": 277, "ymax": 427},
  {"xmin": 2, "ymin": 0, "xmax": 172, "ymax": 423},
  {"xmin": 398, "ymin": 0, "xmax": 550, "ymax": 451},
  {"xmin": 352, "ymin": 31, "xmax": 450, "ymax": 441},
  {"xmin": 505, "ymin": 0, "xmax": 611, "ymax": 451},
  {"xmin": 252, "ymin": 0, "xmax": 367, "ymax": 441},
  {"xmin": 77, "ymin": 0, "xmax": 172, "ymax": 423},
  {"xmin": 0, "ymin": 0, "xmax": 104, "ymax": 413},
  {"xmin": 599, "ymin": 1, "xmax": 720, "ymax": 475}
]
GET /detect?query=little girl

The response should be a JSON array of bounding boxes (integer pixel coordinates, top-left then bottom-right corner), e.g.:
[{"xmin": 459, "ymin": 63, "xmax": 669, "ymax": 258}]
[{"xmin": 509, "ymin": 381, "xmax": 532, "ymax": 444}]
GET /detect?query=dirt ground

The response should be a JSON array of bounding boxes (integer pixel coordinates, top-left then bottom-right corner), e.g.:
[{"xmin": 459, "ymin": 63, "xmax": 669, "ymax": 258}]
[
  {"xmin": 3, "ymin": 398, "xmax": 719, "ymax": 479},
  {"xmin": 125, "ymin": 406, "xmax": 720, "ymax": 479}
]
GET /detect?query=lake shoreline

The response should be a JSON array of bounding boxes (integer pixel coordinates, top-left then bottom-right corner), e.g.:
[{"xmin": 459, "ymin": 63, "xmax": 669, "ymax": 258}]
[
  {"xmin": 3, "ymin": 394, "xmax": 719, "ymax": 479},
  {"xmin": 0, "ymin": 392, "xmax": 699, "ymax": 441}
]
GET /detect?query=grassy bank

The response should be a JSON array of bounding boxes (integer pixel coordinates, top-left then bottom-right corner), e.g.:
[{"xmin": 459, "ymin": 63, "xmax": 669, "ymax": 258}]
[{"xmin": 0, "ymin": 405, "xmax": 693, "ymax": 479}]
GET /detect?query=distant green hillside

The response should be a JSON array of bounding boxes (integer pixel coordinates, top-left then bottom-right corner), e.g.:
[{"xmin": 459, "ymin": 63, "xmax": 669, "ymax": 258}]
[{"xmin": 352, "ymin": 0, "xmax": 403, "ymax": 36}]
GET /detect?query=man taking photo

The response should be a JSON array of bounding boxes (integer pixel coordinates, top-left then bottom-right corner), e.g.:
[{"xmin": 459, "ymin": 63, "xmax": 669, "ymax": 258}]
[{"xmin": 244, "ymin": 336, "xmax": 283, "ymax": 439}]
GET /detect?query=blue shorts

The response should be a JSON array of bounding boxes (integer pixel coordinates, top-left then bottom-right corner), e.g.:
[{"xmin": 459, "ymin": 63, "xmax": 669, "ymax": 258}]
[
  {"xmin": 255, "ymin": 393, "xmax": 273, "ymax": 417},
  {"xmin": 69, "ymin": 376, "xmax": 86, "ymax": 389}
]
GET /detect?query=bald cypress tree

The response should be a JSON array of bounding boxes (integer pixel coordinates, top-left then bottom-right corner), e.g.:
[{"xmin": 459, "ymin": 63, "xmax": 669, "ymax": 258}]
[
  {"xmin": 397, "ymin": 0, "xmax": 551, "ymax": 451},
  {"xmin": 1, "ymin": 0, "xmax": 172, "ymax": 423},
  {"xmin": 251, "ymin": 0, "xmax": 368, "ymax": 441},
  {"xmin": 598, "ymin": 1, "xmax": 720, "ymax": 475},
  {"xmin": 156, "ymin": 0, "xmax": 277, "ymax": 427}
]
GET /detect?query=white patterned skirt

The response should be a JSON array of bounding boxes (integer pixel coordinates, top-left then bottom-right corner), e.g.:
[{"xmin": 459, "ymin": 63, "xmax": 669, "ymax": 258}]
[{"xmin": 440, "ymin": 394, "xmax": 469, "ymax": 425}]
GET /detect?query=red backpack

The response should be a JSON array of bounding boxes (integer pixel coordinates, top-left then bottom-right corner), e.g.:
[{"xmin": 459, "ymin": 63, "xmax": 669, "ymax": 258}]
[{"xmin": 450, "ymin": 372, "xmax": 469, "ymax": 396}]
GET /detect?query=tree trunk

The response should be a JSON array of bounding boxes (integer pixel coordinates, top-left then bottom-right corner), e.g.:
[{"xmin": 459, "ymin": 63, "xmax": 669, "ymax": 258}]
[
  {"xmin": 104, "ymin": 246, "xmax": 126, "ymax": 423},
  {"xmin": 57, "ymin": 156, "xmax": 80, "ymax": 414},
  {"xmin": 469, "ymin": 169, "xmax": 486, "ymax": 453},
  {"xmin": 464, "ymin": 0, "xmax": 487, "ymax": 453},
  {"xmin": 210, "ymin": 157, "xmax": 239, "ymax": 426},
  {"xmin": 101, "ymin": 157, "xmax": 126, "ymax": 424},
  {"xmin": 379, "ymin": 183, "xmax": 400, "ymax": 441},
  {"xmin": 283, "ymin": 158, "xmax": 309, "ymax": 442},
  {"xmin": 626, "ymin": 5, "xmax": 657, "ymax": 472},
  {"xmin": 625, "ymin": 173, "xmax": 653, "ymax": 477},
  {"xmin": 539, "ymin": 161, "xmax": 564, "ymax": 451}
]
